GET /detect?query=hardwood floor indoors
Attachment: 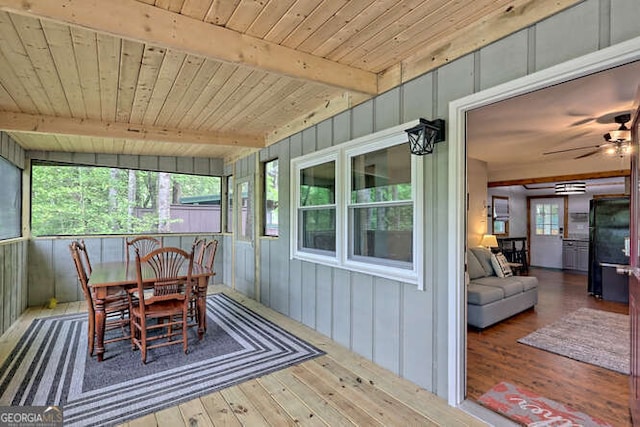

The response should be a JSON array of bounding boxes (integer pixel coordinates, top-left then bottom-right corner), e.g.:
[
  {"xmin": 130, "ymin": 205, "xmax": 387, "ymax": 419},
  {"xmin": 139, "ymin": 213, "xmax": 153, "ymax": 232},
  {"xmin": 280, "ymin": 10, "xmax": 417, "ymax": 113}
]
[
  {"xmin": 0, "ymin": 285, "xmax": 487, "ymax": 427},
  {"xmin": 467, "ymin": 268, "xmax": 630, "ymax": 426}
]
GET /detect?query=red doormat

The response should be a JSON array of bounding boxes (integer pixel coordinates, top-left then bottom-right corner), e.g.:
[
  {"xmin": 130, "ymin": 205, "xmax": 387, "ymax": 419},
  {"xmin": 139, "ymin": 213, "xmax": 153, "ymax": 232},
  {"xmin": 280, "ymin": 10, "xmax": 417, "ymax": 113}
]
[{"xmin": 478, "ymin": 381, "xmax": 613, "ymax": 426}]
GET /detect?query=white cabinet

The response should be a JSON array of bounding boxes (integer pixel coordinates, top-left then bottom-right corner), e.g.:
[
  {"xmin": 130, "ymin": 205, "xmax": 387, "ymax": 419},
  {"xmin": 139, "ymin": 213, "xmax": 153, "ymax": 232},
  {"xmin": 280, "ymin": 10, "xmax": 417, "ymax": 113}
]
[{"xmin": 562, "ymin": 240, "xmax": 588, "ymax": 271}]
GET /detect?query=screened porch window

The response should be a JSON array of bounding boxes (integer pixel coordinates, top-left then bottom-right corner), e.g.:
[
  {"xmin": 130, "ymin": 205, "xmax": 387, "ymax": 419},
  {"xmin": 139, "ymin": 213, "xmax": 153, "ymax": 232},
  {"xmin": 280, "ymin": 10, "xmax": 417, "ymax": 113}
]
[{"xmin": 298, "ymin": 161, "xmax": 336, "ymax": 254}]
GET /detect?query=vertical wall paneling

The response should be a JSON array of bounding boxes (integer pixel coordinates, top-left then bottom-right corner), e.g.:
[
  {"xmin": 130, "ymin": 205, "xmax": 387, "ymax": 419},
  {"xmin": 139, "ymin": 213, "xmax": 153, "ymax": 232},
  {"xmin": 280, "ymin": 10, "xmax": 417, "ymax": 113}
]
[
  {"xmin": 351, "ymin": 100, "xmax": 374, "ymax": 139},
  {"xmin": 301, "ymin": 127, "xmax": 316, "ymax": 156},
  {"xmin": 73, "ymin": 152, "xmax": 96, "ymax": 165},
  {"xmin": 402, "ymin": 283, "xmax": 434, "ymax": 389},
  {"xmin": 534, "ymin": 0, "xmax": 600, "ymax": 72},
  {"xmin": 28, "ymin": 240, "xmax": 54, "ymax": 307},
  {"xmin": 316, "ymin": 119, "xmax": 333, "ymax": 151},
  {"xmin": 301, "ymin": 261, "xmax": 317, "ymax": 328},
  {"xmin": 611, "ymin": 0, "xmax": 640, "ymax": 44},
  {"xmin": 331, "ymin": 269, "xmax": 351, "ymax": 348},
  {"xmin": 478, "ymin": 29, "xmax": 529, "ymax": 91},
  {"xmin": 351, "ymin": 272, "xmax": 374, "ymax": 359},
  {"xmin": 53, "ymin": 239, "xmax": 77, "ymax": 302},
  {"xmin": 158, "ymin": 156, "xmax": 177, "ymax": 172},
  {"xmin": 373, "ymin": 277, "xmax": 401, "ymax": 375},
  {"xmin": 117, "ymin": 154, "xmax": 140, "ymax": 170},
  {"xmin": 374, "ymin": 87, "xmax": 401, "ymax": 132},
  {"xmin": 223, "ymin": 234, "xmax": 233, "ymax": 286},
  {"xmin": 332, "ymin": 110, "xmax": 351, "ymax": 146},
  {"xmin": 315, "ymin": 264, "xmax": 333, "ymax": 337},
  {"xmin": 260, "ymin": 239, "xmax": 270, "ymax": 306},
  {"xmin": 288, "ymin": 259, "xmax": 303, "ymax": 322},
  {"xmin": 402, "ymin": 73, "xmax": 433, "ymax": 123}
]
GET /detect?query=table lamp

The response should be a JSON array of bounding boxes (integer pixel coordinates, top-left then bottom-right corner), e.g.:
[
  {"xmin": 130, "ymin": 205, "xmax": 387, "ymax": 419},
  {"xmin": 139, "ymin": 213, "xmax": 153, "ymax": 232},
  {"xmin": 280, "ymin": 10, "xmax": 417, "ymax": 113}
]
[{"xmin": 479, "ymin": 234, "xmax": 498, "ymax": 249}]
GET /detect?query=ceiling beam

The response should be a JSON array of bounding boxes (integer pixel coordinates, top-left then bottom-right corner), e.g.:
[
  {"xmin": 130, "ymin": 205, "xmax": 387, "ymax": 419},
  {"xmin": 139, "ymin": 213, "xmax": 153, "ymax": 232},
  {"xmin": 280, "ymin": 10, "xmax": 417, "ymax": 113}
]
[
  {"xmin": 0, "ymin": 112, "xmax": 265, "ymax": 148},
  {"xmin": 0, "ymin": 0, "xmax": 378, "ymax": 95},
  {"xmin": 488, "ymin": 170, "xmax": 630, "ymax": 187}
]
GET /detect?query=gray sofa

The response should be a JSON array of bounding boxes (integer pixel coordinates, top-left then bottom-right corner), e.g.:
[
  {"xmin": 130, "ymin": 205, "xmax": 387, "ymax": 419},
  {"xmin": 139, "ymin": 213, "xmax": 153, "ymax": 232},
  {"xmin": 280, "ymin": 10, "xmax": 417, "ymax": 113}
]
[{"xmin": 467, "ymin": 246, "xmax": 538, "ymax": 329}]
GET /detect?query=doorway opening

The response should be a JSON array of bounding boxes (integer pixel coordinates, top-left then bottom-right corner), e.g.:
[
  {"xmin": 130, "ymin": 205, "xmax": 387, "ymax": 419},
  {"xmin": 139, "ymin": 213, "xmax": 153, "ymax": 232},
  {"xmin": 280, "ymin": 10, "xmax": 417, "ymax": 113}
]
[{"xmin": 447, "ymin": 36, "xmax": 640, "ymax": 424}]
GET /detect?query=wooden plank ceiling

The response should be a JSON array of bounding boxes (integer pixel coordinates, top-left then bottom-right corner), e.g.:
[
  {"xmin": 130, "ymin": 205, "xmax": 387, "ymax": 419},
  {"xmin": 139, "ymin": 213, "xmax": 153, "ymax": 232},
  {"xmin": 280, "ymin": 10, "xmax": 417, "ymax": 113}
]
[{"xmin": 0, "ymin": 0, "xmax": 579, "ymax": 162}]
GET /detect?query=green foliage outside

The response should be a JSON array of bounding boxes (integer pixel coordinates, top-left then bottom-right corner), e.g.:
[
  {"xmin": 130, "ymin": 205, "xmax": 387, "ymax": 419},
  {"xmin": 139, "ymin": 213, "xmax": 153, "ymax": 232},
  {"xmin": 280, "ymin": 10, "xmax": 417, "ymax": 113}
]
[{"xmin": 31, "ymin": 164, "xmax": 221, "ymax": 236}]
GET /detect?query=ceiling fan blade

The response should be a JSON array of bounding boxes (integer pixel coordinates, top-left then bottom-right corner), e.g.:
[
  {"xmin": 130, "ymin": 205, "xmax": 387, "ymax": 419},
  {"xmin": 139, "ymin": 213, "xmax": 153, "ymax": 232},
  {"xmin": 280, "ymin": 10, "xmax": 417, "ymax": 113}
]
[
  {"xmin": 543, "ymin": 145, "xmax": 601, "ymax": 155},
  {"xmin": 574, "ymin": 149, "xmax": 600, "ymax": 159}
]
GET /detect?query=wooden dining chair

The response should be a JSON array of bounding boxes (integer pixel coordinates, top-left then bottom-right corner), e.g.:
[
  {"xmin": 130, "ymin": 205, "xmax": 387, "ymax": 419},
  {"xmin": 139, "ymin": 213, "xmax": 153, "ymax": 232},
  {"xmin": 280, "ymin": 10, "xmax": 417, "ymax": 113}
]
[
  {"xmin": 69, "ymin": 241, "xmax": 129, "ymax": 356},
  {"xmin": 192, "ymin": 237, "xmax": 206, "ymax": 266},
  {"xmin": 128, "ymin": 246, "xmax": 193, "ymax": 363},
  {"xmin": 125, "ymin": 236, "xmax": 161, "ymax": 263},
  {"xmin": 187, "ymin": 239, "xmax": 218, "ymax": 326}
]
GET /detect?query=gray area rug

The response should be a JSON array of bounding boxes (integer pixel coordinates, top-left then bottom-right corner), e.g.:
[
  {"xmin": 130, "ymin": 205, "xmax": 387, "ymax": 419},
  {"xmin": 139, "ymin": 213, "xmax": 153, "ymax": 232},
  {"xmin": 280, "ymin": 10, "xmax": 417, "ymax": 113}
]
[
  {"xmin": 517, "ymin": 307, "xmax": 629, "ymax": 374},
  {"xmin": 0, "ymin": 293, "xmax": 324, "ymax": 426}
]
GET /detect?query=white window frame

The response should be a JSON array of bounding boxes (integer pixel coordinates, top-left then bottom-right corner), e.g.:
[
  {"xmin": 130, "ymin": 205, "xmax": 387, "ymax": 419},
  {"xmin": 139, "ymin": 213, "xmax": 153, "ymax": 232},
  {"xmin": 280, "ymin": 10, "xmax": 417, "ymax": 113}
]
[{"xmin": 291, "ymin": 120, "xmax": 424, "ymax": 288}]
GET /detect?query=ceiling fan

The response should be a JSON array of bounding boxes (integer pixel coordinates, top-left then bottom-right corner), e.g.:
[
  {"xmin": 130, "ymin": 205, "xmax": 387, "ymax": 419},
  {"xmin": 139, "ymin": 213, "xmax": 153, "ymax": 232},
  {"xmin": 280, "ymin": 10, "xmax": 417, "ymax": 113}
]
[{"xmin": 543, "ymin": 113, "xmax": 632, "ymax": 159}]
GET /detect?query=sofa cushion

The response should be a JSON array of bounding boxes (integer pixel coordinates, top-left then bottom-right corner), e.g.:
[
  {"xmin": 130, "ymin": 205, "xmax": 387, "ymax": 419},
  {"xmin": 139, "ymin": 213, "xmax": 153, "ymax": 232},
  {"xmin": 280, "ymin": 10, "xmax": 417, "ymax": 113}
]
[
  {"xmin": 470, "ymin": 247, "xmax": 495, "ymax": 276},
  {"xmin": 467, "ymin": 284, "xmax": 504, "ymax": 305},
  {"xmin": 472, "ymin": 276, "xmax": 524, "ymax": 297},
  {"xmin": 467, "ymin": 250, "xmax": 487, "ymax": 279},
  {"xmin": 491, "ymin": 252, "xmax": 513, "ymax": 278},
  {"xmin": 514, "ymin": 275, "xmax": 538, "ymax": 291}
]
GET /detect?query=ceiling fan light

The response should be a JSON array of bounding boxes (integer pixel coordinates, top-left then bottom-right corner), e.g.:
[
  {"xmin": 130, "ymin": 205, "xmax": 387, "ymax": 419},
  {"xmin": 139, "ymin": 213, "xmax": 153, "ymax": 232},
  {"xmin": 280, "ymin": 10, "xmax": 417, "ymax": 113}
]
[
  {"xmin": 609, "ymin": 128, "xmax": 631, "ymax": 141},
  {"xmin": 555, "ymin": 182, "xmax": 586, "ymax": 195}
]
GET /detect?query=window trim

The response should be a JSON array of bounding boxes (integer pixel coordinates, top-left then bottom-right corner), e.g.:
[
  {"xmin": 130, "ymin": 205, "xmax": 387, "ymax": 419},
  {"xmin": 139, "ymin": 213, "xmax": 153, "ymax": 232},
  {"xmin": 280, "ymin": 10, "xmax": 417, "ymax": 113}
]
[{"xmin": 291, "ymin": 120, "xmax": 424, "ymax": 288}]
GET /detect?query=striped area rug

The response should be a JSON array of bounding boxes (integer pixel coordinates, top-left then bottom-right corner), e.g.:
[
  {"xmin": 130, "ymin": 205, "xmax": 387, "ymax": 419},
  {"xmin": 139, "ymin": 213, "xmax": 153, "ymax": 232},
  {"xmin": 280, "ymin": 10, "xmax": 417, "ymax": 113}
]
[{"xmin": 0, "ymin": 293, "xmax": 324, "ymax": 427}]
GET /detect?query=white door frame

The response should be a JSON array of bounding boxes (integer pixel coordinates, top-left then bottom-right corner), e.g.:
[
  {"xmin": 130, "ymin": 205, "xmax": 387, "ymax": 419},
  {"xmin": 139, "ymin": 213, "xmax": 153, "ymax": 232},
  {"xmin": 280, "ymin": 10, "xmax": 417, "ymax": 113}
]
[{"xmin": 447, "ymin": 35, "xmax": 640, "ymax": 406}]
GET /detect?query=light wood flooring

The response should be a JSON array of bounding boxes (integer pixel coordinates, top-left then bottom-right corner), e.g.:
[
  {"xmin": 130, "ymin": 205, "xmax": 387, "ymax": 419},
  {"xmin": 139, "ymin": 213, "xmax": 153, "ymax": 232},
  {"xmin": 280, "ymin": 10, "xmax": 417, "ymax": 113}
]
[
  {"xmin": 467, "ymin": 268, "xmax": 631, "ymax": 426},
  {"xmin": 0, "ymin": 285, "xmax": 486, "ymax": 427}
]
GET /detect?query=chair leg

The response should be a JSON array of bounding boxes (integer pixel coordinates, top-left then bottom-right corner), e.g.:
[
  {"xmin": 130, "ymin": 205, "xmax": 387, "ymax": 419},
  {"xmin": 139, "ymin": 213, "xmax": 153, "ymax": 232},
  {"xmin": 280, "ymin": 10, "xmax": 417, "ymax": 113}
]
[
  {"xmin": 88, "ymin": 317, "xmax": 95, "ymax": 356},
  {"xmin": 182, "ymin": 309, "xmax": 188, "ymax": 354},
  {"xmin": 141, "ymin": 321, "xmax": 147, "ymax": 364}
]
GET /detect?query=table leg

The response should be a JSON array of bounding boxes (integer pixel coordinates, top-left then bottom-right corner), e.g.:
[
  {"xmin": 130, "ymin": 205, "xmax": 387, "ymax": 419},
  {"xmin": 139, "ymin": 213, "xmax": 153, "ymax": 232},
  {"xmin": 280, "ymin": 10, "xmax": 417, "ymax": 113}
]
[
  {"xmin": 94, "ymin": 296, "xmax": 106, "ymax": 362},
  {"xmin": 197, "ymin": 276, "xmax": 207, "ymax": 340}
]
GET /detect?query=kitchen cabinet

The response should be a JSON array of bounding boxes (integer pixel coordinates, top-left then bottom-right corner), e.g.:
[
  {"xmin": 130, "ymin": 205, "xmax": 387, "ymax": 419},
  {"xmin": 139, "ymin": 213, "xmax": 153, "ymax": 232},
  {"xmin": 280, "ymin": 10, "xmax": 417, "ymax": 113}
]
[{"xmin": 563, "ymin": 240, "xmax": 588, "ymax": 271}]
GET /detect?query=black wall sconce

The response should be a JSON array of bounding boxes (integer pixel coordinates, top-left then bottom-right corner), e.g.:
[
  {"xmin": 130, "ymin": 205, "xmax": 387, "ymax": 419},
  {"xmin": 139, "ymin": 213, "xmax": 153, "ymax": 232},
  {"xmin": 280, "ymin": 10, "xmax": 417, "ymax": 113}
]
[{"xmin": 405, "ymin": 118, "xmax": 446, "ymax": 155}]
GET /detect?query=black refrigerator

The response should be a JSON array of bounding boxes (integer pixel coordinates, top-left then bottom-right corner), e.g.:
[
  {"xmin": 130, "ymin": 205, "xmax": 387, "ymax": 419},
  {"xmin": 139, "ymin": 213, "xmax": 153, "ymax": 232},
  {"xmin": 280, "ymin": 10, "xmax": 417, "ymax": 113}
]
[{"xmin": 587, "ymin": 196, "xmax": 630, "ymax": 300}]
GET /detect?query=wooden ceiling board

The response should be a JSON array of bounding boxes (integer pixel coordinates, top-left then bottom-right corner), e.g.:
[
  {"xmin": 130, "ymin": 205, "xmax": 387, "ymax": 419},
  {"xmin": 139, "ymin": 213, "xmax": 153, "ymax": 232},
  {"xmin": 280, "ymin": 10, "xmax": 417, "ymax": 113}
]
[
  {"xmin": 0, "ymin": 0, "xmax": 583, "ymax": 160},
  {"xmin": 70, "ymin": 27, "xmax": 101, "ymax": 121},
  {"xmin": 203, "ymin": 0, "xmax": 242, "ymax": 26},
  {"xmin": 245, "ymin": 0, "xmax": 298, "ymax": 39},
  {"xmin": 178, "ymin": 0, "xmax": 213, "ymax": 21},
  {"xmin": 129, "ymin": 44, "xmax": 167, "ymax": 124},
  {"xmin": 141, "ymin": 49, "xmax": 187, "ymax": 125},
  {"xmin": 0, "ymin": 13, "xmax": 55, "ymax": 116},
  {"xmin": 175, "ymin": 62, "xmax": 238, "ymax": 129},
  {"xmin": 354, "ymin": 0, "xmax": 508, "ymax": 72}
]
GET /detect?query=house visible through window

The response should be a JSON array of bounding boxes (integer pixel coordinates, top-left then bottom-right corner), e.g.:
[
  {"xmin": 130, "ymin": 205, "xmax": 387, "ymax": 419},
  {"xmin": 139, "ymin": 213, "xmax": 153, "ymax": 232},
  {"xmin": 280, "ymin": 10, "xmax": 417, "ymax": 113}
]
[
  {"xmin": 264, "ymin": 159, "xmax": 279, "ymax": 237},
  {"xmin": 237, "ymin": 179, "xmax": 252, "ymax": 241},
  {"xmin": 535, "ymin": 203, "xmax": 560, "ymax": 235},
  {"xmin": 0, "ymin": 157, "xmax": 21, "ymax": 240},
  {"xmin": 31, "ymin": 163, "xmax": 221, "ymax": 236}
]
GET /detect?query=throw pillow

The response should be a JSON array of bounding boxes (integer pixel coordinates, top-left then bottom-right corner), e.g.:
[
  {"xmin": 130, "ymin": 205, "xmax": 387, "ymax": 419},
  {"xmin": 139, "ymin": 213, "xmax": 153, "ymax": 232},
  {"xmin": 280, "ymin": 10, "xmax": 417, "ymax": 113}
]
[
  {"xmin": 491, "ymin": 252, "xmax": 513, "ymax": 278},
  {"xmin": 467, "ymin": 250, "xmax": 487, "ymax": 279},
  {"xmin": 470, "ymin": 246, "xmax": 495, "ymax": 276}
]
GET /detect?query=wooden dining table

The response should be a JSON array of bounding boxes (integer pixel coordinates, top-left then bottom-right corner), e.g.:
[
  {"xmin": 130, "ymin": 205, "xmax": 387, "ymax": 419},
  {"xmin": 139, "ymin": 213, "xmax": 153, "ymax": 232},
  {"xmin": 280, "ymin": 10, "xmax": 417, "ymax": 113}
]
[{"xmin": 89, "ymin": 260, "xmax": 215, "ymax": 362}]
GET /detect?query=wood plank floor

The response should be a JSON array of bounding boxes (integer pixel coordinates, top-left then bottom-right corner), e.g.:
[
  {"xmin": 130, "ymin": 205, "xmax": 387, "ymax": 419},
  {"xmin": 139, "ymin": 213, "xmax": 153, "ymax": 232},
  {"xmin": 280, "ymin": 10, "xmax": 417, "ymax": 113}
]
[
  {"xmin": 467, "ymin": 268, "xmax": 631, "ymax": 426},
  {"xmin": 0, "ymin": 285, "xmax": 487, "ymax": 427}
]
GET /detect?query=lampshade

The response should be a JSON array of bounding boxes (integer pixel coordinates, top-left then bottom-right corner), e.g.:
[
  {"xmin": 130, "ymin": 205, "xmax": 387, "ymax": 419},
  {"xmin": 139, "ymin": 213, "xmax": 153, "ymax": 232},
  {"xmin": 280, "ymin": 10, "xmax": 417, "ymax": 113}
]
[
  {"xmin": 555, "ymin": 182, "xmax": 586, "ymax": 195},
  {"xmin": 479, "ymin": 234, "xmax": 498, "ymax": 248}
]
